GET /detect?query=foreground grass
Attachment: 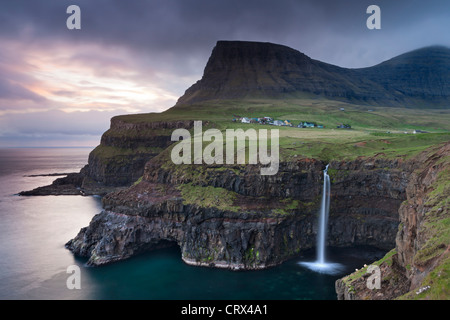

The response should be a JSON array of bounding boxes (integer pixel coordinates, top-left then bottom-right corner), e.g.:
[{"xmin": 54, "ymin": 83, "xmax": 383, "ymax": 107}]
[
  {"xmin": 177, "ymin": 183, "xmax": 240, "ymax": 212},
  {"xmin": 278, "ymin": 131, "xmax": 450, "ymax": 162}
]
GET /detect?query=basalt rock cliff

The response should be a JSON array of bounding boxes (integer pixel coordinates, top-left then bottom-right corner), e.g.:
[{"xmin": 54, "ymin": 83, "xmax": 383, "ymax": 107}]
[
  {"xmin": 336, "ymin": 142, "xmax": 450, "ymax": 299},
  {"xmin": 66, "ymin": 151, "xmax": 416, "ymax": 269},
  {"xmin": 65, "ymin": 141, "xmax": 449, "ymax": 300}
]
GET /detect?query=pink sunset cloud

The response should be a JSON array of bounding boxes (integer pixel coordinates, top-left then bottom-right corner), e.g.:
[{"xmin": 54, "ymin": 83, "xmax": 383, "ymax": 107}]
[{"xmin": 0, "ymin": 37, "xmax": 186, "ymax": 146}]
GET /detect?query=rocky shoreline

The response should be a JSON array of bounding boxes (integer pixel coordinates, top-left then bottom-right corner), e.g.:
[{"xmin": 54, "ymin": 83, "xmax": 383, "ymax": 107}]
[
  {"xmin": 18, "ymin": 170, "xmax": 124, "ymax": 196},
  {"xmin": 64, "ymin": 152, "xmax": 414, "ymax": 269}
]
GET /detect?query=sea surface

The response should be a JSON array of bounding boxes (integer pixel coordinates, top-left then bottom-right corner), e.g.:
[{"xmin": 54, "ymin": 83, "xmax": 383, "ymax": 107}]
[{"xmin": 0, "ymin": 148, "xmax": 387, "ymax": 300}]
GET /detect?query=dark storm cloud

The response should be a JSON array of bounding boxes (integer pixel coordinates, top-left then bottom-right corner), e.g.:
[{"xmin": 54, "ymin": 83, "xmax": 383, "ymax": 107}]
[{"xmin": 1, "ymin": 0, "xmax": 449, "ymax": 67}]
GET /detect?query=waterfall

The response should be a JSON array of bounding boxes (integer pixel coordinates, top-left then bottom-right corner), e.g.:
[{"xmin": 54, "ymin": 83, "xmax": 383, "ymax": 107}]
[
  {"xmin": 317, "ymin": 164, "xmax": 331, "ymax": 264},
  {"xmin": 298, "ymin": 164, "xmax": 343, "ymax": 274}
]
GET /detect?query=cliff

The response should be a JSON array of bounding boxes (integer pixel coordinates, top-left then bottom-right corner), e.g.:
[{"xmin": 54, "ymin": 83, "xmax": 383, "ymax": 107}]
[
  {"xmin": 19, "ymin": 118, "xmax": 195, "ymax": 195},
  {"xmin": 82, "ymin": 118, "xmax": 194, "ymax": 187},
  {"xmin": 336, "ymin": 141, "xmax": 449, "ymax": 299},
  {"xmin": 66, "ymin": 150, "xmax": 416, "ymax": 269}
]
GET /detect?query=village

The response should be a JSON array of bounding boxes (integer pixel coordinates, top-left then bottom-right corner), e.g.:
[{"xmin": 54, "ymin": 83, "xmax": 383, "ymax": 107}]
[{"xmin": 232, "ymin": 115, "xmax": 352, "ymax": 129}]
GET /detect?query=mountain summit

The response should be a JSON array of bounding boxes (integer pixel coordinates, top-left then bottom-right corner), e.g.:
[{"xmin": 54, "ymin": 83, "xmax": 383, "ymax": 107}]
[{"xmin": 176, "ymin": 41, "xmax": 450, "ymax": 108}]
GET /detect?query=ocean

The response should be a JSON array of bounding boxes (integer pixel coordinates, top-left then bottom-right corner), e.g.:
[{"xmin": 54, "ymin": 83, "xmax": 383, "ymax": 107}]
[{"xmin": 0, "ymin": 148, "xmax": 386, "ymax": 300}]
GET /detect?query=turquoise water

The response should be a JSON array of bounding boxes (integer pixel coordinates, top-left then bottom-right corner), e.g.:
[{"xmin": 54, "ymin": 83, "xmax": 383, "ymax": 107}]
[
  {"xmin": 72, "ymin": 245, "xmax": 385, "ymax": 300},
  {"xmin": 0, "ymin": 148, "xmax": 386, "ymax": 300}
]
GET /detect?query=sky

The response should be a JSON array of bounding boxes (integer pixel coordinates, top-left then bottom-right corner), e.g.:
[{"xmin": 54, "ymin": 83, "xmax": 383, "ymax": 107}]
[{"xmin": 0, "ymin": 0, "xmax": 449, "ymax": 147}]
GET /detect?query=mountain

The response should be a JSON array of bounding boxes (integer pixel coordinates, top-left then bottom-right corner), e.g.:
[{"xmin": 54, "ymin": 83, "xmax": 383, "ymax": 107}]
[{"xmin": 176, "ymin": 41, "xmax": 450, "ymax": 108}]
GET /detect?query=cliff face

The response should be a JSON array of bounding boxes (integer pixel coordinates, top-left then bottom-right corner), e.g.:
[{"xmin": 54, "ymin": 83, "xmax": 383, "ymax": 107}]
[
  {"xmin": 177, "ymin": 41, "xmax": 450, "ymax": 107},
  {"xmin": 80, "ymin": 119, "xmax": 195, "ymax": 190},
  {"xmin": 336, "ymin": 142, "xmax": 450, "ymax": 300},
  {"xmin": 66, "ymin": 153, "xmax": 415, "ymax": 269},
  {"xmin": 66, "ymin": 184, "xmax": 317, "ymax": 269},
  {"xmin": 327, "ymin": 157, "xmax": 414, "ymax": 249},
  {"xmin": 395, "ymin": 142, "xmax": 449, "ymax": 298}
]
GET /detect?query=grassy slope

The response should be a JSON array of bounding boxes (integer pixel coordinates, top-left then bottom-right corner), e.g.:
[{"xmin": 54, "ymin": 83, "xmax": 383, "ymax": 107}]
[
  {"xmin": 118, "ymin": 99, "xmax": 450, "ymax": 131},
  {"xmin": 114, "ymin": 99, "xmax": 450, "ymax": 163}
]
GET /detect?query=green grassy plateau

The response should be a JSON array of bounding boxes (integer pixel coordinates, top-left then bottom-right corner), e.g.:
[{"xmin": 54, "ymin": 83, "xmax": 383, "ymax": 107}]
[{"xmin": 113, "ymin": 99, "xmax": 450, "ymax": 163}]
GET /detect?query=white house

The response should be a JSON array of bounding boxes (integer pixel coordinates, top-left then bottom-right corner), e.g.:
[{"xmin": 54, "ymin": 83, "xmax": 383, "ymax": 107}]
[
  {"xmin": 273, "ymin": 120, "xmax": 284, "ymax": 126},
  {"xmin": 241, "ymin": 117, "xmax": 250, "ymax": 124}
]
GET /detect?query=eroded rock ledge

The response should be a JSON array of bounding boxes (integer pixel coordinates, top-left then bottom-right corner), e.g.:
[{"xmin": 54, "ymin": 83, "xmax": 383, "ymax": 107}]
[{"xmin": 66, "ymin": 154, "xmax": 415, "ymax": 270}]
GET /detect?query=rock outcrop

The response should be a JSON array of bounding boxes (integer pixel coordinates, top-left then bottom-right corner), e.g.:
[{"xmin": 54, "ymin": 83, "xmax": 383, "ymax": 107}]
[
  {"xmin": 66, "ymin": 181, "xmax": 317, "ymax": 269},
  {"xmin": 18, "ymin": 172, "xmax": 85, "ymax": 196},
  {"xmin": 81, "ymin": 118, "xmax": 194, "ymax": 187},
  {"xmin": 335, "ymin": 141, "xmax": 450, "ymax": 300}
]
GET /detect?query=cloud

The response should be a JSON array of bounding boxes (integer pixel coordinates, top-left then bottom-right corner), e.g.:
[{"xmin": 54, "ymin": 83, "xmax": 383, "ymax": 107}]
[
  {"xmin": 2, "ymin": 0, "xmax": 448, "ymax": 67},
  {"xmin": 2, "ymin": 1, "xmax": 449, "ymax": 73},
  {"xmin": 0, "ymin": 44, "xmax": 49, "ymax": 108},
  {"xmin": 0, "ymin": 78, "xmax": 46, "ymax": 103},
  {"xmin": 0, "ymin": 0, "xmax": 449, "ymax": 147},
  {"xmin": 0, "ymin": 38, "xmax": 180, "ymax": 116}
]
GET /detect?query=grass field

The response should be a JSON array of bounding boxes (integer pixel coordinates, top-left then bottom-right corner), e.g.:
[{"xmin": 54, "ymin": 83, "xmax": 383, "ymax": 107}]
[
  {"xmin": 118, "ymin": 99, "xmax": 450, "ymax": 130},
  {"xmin": 113, "ymin": 98, "xmax": 450, "ymax": 162}
]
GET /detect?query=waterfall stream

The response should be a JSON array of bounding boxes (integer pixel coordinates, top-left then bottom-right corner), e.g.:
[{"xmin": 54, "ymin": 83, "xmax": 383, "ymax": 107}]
[
  {"xmin": 298, "ymin": 164, "xmax": 343, "ymax": 274},
  {"xmin": 317, "ymin": 164, "xmax": 331, "ymax": 264}
]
